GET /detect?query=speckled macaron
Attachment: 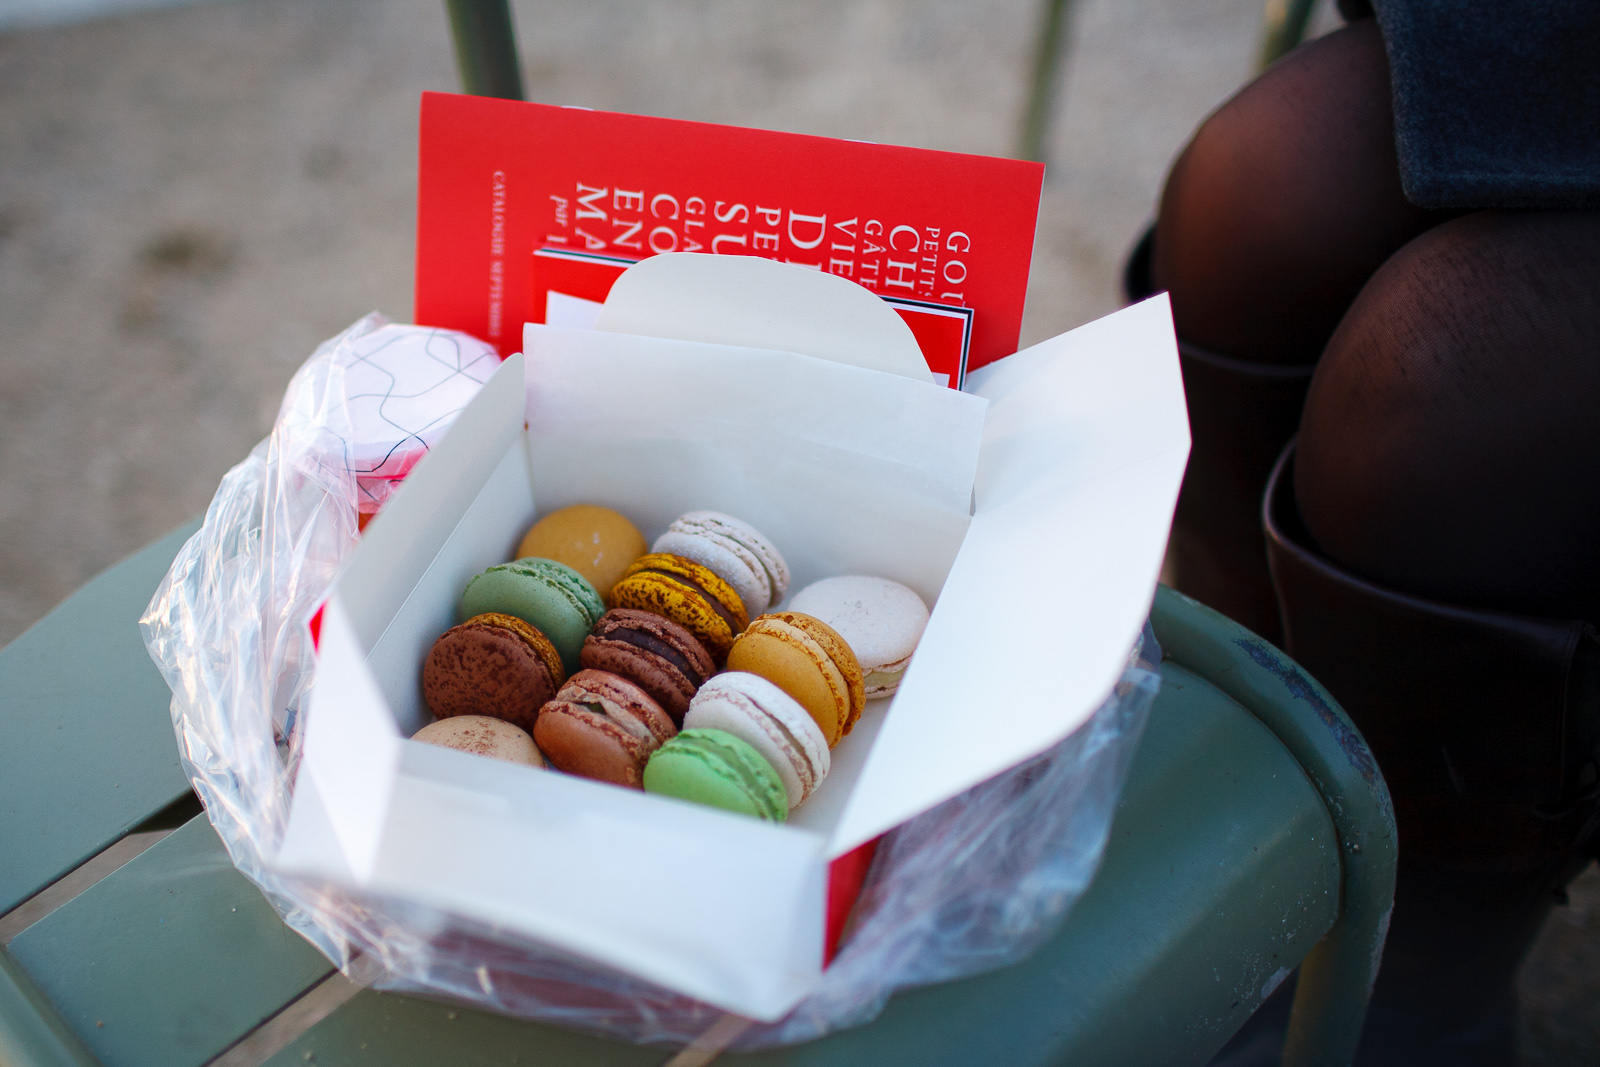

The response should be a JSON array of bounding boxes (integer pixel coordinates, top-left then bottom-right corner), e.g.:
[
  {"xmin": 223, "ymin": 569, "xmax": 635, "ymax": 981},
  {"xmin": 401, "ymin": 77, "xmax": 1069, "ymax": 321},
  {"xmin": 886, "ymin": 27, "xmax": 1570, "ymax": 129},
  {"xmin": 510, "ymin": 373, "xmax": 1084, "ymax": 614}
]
[
  {"xmin": 460, "ymin": 557, "xmax": 605, "ymax": 675},
  {"xmin": 788, "ymin": 576, "xmax": 930, "ymax": 697},
  {"xmin": 609, "ymin": 553, "xmax": 749, "ymax": 665},
  {"xmin": 725, "ymin": 611, "xmax": 864, "ymax": 747},
  {"xmin": 412, "ymin": 714, "xmax": 547, "ymax": 768},
  {"xmin": 651, "ymin": 511, "xmax": 790, "ymax": 619},
  {"xmin": 422, "ymin": 613, "xmax": 565, "ymax": 733}
]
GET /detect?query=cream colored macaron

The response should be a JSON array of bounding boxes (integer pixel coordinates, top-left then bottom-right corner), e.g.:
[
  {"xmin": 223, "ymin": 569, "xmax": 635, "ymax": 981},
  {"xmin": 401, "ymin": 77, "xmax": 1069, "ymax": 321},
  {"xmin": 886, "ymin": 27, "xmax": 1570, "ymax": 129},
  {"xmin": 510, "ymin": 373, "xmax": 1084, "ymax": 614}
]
[
  {"xmin": 652, "ymin": 511, "xmax": 790, "ymax": 619},
  {"xmin": 788, "ymin": 576, "xmax": 929, "ymax": 698},
  {"xmin": 412, "ymin": 714, "xmax": 547, "ymax": 767}
]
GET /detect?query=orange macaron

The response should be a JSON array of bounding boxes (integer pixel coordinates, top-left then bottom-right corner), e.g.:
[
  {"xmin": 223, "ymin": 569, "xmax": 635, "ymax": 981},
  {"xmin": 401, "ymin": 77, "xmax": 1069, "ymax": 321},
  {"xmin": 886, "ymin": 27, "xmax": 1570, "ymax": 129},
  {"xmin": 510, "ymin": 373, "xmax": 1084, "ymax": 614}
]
[{"xmin": 725, "ymin": 611, "xmax": 864, "ymax": 747}]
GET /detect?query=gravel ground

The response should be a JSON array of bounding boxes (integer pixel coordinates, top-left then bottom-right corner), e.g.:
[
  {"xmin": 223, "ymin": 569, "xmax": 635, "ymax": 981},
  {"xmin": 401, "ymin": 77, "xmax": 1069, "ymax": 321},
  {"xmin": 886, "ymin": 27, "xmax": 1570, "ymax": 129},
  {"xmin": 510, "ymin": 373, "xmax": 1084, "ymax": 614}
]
[{"xmin": 0, "ymin": 0, "xmax": 1592, "ymax": 1060}]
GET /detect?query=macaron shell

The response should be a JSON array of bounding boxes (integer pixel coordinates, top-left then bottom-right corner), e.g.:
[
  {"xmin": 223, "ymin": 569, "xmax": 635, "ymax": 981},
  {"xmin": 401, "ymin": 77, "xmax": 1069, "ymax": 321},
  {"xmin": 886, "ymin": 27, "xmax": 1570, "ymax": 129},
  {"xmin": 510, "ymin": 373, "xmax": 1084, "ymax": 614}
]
[
  {"xmin": 534, "ymin": 702, "xmax": 653, "ymax": 788},
  {"xmin": 679, "ymin": 511, "xmax": 791, "ymax": 603},
  {"xmin": 461, "ymin": 558, "xmax": 603, "ymax": 674},
  {"xmin": 556, "ymin": 669, "xmax": 676, "ymax": 745},
  {"xmin": 726, "ymin": 618, "xmax": 848, "ymax": 746},
  {"xmin": 643, "ymin": 728, "xmax": 788, "ymax": 821},
  {"xmin": 611, "ymin": 554, "xmax": 748, "ymax": 664},
  {"xmin": 775, "ymin": 612, "xmax": 865, "ymax": 737},
  {"xmin": 685, "ymin": 672, "xmax": 829, "ymax": 808},
  {"xmin": 788, "ymin": 576, "xmax": 930, "ymax": 675},
  {"xmin": 517, "ymin": 505, "xmax": 647, "ymax": 598},
  {"xmin": 422, "ymin": 614, "xmax": 564, "ymax": 732},
  {"xmin": 475, "ymin": 612, "xmax": 567, "ymax": 688},
  {"xmin": 652, "ymin": 529, "xmax": 770, "ymax": 619},
  {"xmin": 412, "ymin": 715, "xmax": 546, "ymax": 767},
  {"xmin": 580, "ymin": 608, "xmax": 715, "ymax": 723}
]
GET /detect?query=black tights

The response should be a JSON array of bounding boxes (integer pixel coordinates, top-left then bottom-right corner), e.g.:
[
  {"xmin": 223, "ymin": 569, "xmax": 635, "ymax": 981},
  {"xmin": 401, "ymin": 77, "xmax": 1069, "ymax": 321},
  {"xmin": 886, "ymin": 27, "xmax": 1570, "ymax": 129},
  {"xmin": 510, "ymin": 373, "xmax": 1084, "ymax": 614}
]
[{"xmin": 1154, "ymin": 18, "xmax": 1600, "ymax": 624}]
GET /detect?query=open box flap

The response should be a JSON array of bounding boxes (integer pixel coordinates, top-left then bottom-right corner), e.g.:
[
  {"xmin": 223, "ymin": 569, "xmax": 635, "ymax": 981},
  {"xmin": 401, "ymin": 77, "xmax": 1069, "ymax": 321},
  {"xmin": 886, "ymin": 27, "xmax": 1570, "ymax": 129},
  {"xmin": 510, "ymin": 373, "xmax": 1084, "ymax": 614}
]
[
  {"xmin": 280, "ymin": 597, "xmax": 401, "ymax": 882},
  {"xmin": 278, "ymin": 358, "xmax": 530, "ymax": 876},
  {"xmin": 595, "ymin": 252, "xmax": 934, "ymax": 383},
  {"xmin": 338, "ymin": 352, "xmax": 529, "ymax": 649},
  {"xmin": 827, "ymin": 295, "xmax": 1188, "ymax": 855}
]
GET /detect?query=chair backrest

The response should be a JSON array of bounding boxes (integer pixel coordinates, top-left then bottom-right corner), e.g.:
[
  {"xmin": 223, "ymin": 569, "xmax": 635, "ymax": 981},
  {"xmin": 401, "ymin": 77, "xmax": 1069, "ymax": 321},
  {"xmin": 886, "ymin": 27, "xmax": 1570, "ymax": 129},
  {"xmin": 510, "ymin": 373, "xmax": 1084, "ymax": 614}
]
[{"xmin": 1152, "ymin": 584, "xmax": 1397, "ymax": 1067}]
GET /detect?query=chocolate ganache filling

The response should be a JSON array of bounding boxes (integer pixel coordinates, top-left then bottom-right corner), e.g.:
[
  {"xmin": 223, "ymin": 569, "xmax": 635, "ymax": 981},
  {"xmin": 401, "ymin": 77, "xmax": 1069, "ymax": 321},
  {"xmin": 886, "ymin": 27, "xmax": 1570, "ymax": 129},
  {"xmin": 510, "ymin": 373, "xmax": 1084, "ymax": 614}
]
[{"xmin": 609, "ymin": 626, "xmax": 708, "ymax": 687}]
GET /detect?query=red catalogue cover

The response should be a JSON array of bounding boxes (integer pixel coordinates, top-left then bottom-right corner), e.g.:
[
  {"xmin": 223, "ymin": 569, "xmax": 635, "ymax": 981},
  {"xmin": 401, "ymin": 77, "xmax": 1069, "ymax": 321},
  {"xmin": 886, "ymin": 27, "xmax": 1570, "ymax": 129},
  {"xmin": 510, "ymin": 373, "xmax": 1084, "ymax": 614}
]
[{"xmin": 414, "ymin": 93, "xmax": 1044, "ymax": 387}]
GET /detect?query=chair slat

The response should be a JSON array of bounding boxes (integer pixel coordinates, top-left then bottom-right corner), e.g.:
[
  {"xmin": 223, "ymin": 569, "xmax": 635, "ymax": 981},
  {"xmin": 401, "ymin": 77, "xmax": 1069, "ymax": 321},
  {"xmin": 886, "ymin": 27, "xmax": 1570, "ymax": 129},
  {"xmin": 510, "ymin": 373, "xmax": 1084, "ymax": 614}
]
[
  {"xmin": 6, "ymin": 816, "xmax": 333, "ymax": 1067},
  {"xmin": 0, "ymin": 520, "xmax": 200, "ymax": 914}
]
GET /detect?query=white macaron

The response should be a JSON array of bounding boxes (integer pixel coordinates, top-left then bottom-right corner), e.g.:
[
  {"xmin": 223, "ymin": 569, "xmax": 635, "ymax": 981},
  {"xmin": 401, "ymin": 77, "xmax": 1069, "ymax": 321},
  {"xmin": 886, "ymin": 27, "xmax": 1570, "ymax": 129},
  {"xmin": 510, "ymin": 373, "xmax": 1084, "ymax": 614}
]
[
  {"xmin": 788, "ymin": 576, "xmax": 929, "ymax": 697},
  {"xmin": 653, "ymin": 510, "xmax": 791, "ymax": 619}
]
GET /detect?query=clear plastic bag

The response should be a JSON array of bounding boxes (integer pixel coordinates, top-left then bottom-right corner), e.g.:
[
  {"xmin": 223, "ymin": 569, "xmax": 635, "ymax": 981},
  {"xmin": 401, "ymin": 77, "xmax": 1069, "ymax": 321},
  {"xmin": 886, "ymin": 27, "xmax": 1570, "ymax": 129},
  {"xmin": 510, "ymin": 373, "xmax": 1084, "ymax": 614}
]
[{"xmin": 141, "ymin": 315, "xmax": 1162, "ymax": 1050}]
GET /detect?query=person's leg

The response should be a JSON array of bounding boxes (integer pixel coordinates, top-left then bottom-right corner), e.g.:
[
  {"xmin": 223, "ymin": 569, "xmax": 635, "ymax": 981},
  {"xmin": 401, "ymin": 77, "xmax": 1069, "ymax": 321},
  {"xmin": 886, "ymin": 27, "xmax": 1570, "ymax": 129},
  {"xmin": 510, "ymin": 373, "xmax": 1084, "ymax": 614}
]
[
  {"xmin": 1146, "ymin": 18, "xmax": 1447, "ymax": 638},
  {"xmin": 1295, "ymin": 210, "xmax": 1600, "ymax": 622},
  {"xmin": 1153, "ymin": 18, "xmax": 1438, "ymax": 365},
  {"xmin": 1271, "ymin": 210, "xmax": 1600, "ymax": 1065}
]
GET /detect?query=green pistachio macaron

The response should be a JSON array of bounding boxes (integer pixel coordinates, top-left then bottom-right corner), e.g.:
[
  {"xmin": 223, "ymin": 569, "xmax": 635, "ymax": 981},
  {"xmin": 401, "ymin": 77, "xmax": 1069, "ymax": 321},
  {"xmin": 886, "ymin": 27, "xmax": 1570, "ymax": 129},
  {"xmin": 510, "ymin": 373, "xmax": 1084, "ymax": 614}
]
[
  {"xmin": 461, "ymin": 557, "xmax": 605, "ymax": 675},
  {"xmin": 643, "ymin": 728, "xmax": 788, "ymax": 822}
]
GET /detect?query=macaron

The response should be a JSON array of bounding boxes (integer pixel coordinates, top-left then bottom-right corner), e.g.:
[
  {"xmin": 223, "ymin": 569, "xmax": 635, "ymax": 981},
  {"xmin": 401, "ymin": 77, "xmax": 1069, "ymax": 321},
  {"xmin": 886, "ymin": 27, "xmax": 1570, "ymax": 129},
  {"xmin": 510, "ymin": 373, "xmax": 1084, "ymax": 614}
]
[
  {"xmin": 516, "ymin": 505, "xmax": 647, "ymax": 601},
  {"xmin": 580, "ymin": 608, "xmax": 715, "ymax": 724},
  {"xmin": 651, "ymin": 511, "xmax": 791, "ymax": 619},
  {"xmin": 461, "ymin": 557, "xmax": 605, "ymax": 675},
  {"xmin": 643, "ymin": 728, "xmax": 788, "ymax": 822},
  {"xmin": 422, "ymin": 613, "xmax": 565, "ymax": 733},
  {"xmin": 413, "ymin": 715, "xmax": 547, "ymax": 768},
  {"xmin": 725, "ymin": 612, "xmax": 865, "ymax": 747},
  {"xmin": 788, "ymin": 576, "xmax": 930, "ymax": 698},
  {"xmin": 610, "ymin": 553, "xmax": 749, "ymax": 665},
  {"xmin": 534, "ymin": 670, "xmax": 676, "ymax": 789},
  {"xmin": 684, "ymin": 673, "xmax": 829, "ymax": 809}
]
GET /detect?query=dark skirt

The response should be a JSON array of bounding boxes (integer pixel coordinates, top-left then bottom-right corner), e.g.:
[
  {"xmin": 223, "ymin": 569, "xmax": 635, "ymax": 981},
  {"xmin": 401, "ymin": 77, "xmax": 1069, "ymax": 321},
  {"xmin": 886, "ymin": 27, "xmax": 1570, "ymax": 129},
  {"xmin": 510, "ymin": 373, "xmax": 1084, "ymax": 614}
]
[{"xmin": 1348, "ymin": 0, "xmax": 1600, "ymax": 210}]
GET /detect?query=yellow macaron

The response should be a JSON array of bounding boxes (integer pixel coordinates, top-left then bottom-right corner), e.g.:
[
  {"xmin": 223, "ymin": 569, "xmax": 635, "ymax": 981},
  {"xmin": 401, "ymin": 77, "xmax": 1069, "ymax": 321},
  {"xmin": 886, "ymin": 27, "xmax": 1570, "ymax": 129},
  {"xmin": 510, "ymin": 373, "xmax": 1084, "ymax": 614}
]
[
  {"xmin": 725, "ymin": 612, "xmax": 864, "ymax": 747},
  {"xmin": 610, "ymin": 553, "xmax": 749, "ymax": 664},
  {"xmin": 516, "ymin": 504, "xmax": 647, "ymax": 602}
]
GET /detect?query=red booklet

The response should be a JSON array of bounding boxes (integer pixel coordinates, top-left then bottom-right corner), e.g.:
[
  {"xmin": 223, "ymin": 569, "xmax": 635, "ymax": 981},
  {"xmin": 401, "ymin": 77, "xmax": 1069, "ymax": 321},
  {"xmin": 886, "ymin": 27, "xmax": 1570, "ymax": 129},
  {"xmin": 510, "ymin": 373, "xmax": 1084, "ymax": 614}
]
[{"xmin": 415, "ymin": 93, "xmax": 1043, "ymax": 385}]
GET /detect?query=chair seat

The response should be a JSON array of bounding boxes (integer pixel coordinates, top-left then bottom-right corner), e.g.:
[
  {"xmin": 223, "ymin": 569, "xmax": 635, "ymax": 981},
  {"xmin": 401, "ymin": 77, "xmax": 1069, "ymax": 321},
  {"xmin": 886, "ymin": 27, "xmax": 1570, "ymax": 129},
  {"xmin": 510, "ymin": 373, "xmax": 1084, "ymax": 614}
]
[
  {"xmin": 0, "ymin": 521, "xmax": 199, "ymax": 915},
  {"xmin": 0, "ymin": 528, "xmax": 1382, "ymax": 1067}
]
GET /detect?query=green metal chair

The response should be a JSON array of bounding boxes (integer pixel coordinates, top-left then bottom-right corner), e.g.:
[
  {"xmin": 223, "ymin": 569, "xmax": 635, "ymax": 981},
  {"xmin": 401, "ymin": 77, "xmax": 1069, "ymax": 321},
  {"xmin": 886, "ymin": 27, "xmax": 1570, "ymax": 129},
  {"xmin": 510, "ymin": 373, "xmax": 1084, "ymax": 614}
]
[{"xmin": 1, "ymin": 520, "xmax": 1393, "ymax": 1067}]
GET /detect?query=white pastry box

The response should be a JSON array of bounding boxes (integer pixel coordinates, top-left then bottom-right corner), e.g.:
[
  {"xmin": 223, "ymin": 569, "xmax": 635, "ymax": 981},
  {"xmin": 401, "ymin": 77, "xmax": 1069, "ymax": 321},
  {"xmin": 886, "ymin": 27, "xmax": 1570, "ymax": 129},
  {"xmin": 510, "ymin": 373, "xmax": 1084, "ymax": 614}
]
[{"xmin": 271, "ymin": 253, "xmax": 1189, "ymax": 1021}]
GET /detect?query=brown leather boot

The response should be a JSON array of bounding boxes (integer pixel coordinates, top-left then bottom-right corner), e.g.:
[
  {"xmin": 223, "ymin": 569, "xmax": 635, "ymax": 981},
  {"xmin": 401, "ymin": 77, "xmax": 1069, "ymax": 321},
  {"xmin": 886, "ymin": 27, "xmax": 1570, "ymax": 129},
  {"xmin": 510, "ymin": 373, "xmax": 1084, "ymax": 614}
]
[
  {"xmin": 1263, "ymin": 443, "xmax": 1600, "ymax": 1065},
  {"xmin": 1124, "ymin": 228, "xmax": 1313, "ymax": 643}
]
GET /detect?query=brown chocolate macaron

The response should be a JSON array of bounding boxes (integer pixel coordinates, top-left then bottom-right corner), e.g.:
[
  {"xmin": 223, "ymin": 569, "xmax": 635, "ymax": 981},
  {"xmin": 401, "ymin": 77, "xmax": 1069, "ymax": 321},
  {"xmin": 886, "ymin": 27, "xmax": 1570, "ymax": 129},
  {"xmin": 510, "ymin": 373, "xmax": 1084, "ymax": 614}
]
[
  {"xmin": 422, "ymin": 612, "xmax": 565, "ymax": 733},
  {"xmin": 534, "ymin": 670, "xmax": 677, "ymax": 788},
  {"xmin": 580, "ymin": 608, "xmax": 715, "ymax": 724}
]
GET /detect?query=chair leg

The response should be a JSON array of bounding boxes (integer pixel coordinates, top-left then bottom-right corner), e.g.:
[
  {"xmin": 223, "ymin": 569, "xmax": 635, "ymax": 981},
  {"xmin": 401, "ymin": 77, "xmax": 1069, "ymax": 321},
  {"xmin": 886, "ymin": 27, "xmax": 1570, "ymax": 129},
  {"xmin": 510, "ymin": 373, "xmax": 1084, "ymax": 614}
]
[{"xmin": 446, "ymin": 0, "xmax": 525, "ymax": 101}]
